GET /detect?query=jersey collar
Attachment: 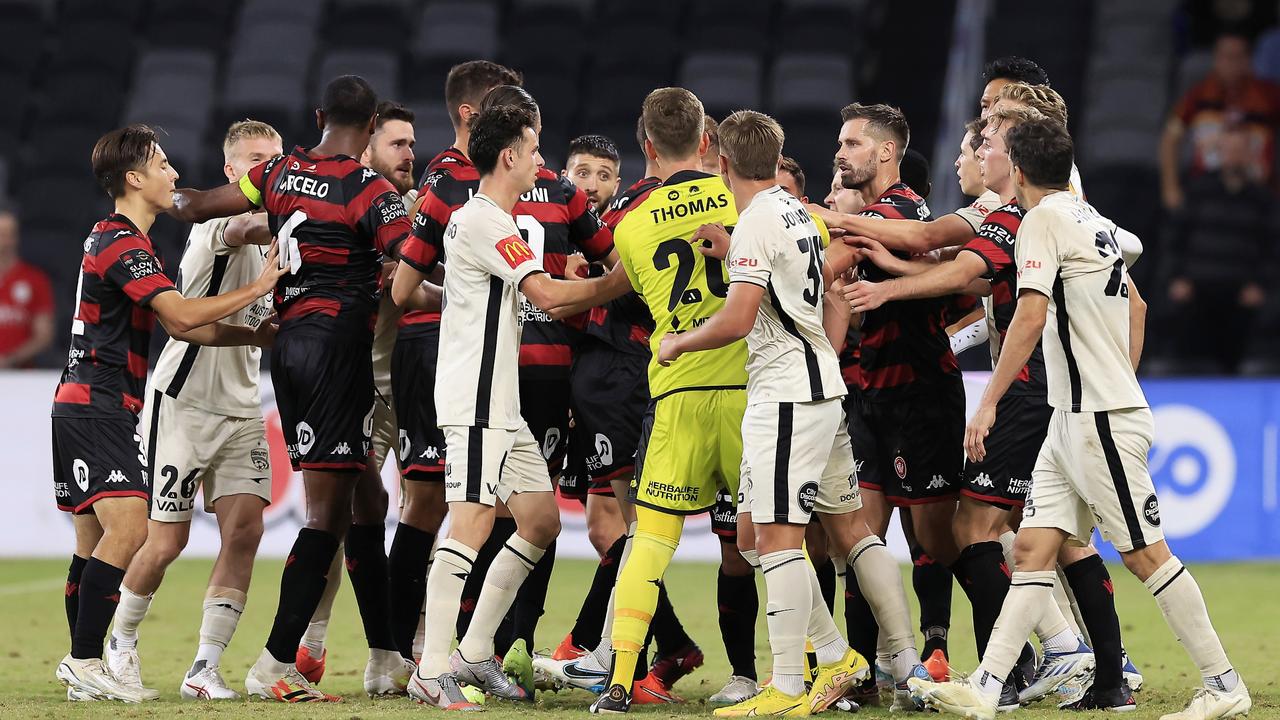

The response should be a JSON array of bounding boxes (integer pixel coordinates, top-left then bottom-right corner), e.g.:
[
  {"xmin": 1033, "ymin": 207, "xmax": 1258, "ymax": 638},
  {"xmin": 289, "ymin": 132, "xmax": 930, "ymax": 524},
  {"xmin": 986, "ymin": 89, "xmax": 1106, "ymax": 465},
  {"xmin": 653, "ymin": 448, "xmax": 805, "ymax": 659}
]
[{"xmin": 662, "ymin": 169, "xmax": 716, "ymax": 187}]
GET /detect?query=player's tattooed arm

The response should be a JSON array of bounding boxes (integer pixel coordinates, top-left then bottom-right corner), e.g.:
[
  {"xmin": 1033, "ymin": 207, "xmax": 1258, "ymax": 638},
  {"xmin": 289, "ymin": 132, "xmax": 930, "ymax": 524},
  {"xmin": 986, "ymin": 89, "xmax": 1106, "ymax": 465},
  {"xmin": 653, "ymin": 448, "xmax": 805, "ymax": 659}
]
[
  {"xmin": 150, "ymin": 244, "xmax": 287, "ymax": 333},
  {"xmin": 1127, "ymin": 277, "xmax": 1147, "ymax": 371},
  {"xmin": 807, "ymin": 204, "xmax": 971, "ymax": 254},
  {"xmin": 223, "ymin": 213, "xmax": 271, "ymax": 247},
  {"xmin": 965, "ymin": 289, "xmax": 1048, "ymax": 462},
  {"xmin": 657, "ymin": 281, "xmax": 763, "ymax": 366},
  {"xmin": 170, "ymin": 183, "xmax": 256, "ymax": 224}
]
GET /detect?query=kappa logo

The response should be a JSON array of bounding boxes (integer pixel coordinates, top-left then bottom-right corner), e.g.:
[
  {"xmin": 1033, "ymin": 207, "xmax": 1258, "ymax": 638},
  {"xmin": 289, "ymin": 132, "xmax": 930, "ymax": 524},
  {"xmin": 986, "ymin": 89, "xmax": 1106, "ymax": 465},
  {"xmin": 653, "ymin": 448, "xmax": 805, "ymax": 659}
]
[
  {"xmin": 893, "ymin": 455, "xmax": 907, "ymax": 479},
  {"xmin": 926, "ymin": 475, "xmax": 948, "ymax": 490},
  {"xmin": 72, "ymin": 459, "xmax": 89, "ymax": 492},
  {"xmin": 106, "ymin": 470, "xmax": 127, "ymax": 484},
  {"xmin": 496, "ymin": 235, "xmax": 536, "ymax": 269},
  {"xmin": 973, "ymin": 472, "xmax": 994, "ymax": 488},
  {"xmin": 295, "ymin": 421, "xmax": 315, "ymax": 455},
  {"xmin": 332, "ymin": 442, "xmax": 351, "ymax": 456},
  {"xmin": 1142, "ymin": 494, "xmax": 1161, "ymax": 527},
  {"xmin": 421, "ymin": 446, "xmax": 439, "ymax": 459},
  {"xmin": 361, "ymin": 168, "xmax": 378, "ymax": 181}
]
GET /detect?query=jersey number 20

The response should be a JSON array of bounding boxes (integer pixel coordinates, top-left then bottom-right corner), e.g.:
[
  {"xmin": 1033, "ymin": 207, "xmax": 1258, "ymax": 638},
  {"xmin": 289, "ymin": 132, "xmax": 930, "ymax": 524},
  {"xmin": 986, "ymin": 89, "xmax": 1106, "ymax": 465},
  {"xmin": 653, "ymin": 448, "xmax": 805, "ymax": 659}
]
[{"xmin": 652, "ymin": 238, "xmax": 728, "ymax": 312}]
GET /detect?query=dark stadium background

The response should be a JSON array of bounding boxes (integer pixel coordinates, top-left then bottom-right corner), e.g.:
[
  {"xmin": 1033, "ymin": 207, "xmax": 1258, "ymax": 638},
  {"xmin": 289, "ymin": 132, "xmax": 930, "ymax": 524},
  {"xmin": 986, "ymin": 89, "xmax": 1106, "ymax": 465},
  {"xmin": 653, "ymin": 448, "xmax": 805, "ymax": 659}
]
[{"xmin": 0, "ymin": 0, "xmax": 1277, "ymax": 375}]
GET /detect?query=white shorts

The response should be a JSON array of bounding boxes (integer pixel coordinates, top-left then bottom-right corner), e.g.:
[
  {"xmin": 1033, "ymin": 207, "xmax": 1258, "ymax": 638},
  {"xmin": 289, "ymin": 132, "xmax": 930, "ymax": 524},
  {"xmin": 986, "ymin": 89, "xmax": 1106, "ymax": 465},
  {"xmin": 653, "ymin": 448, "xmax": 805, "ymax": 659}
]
[
  {"xmin": 139, "ymin": 392, "xmax": 272, "ymax": 523},
  {"xmin": 1023, "ymin": 407, "xmax": 1164, "ymax": 552},
  {"xmin": 371, "ymin": 391, "xmax": 398, "ymax": 471},
  {"xmin": 443, "ymin": 423, "xmax": 551, "ymax": 506},
  {"xmin": 741, "ymin": 398, "xmax": 861, "ymax": 525}
]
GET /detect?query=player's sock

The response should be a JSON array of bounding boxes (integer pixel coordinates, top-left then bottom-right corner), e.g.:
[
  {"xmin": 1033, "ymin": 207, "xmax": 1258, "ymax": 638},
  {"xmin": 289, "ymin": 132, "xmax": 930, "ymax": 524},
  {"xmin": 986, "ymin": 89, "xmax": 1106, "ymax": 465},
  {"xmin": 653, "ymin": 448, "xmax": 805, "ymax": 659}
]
[
  {"xmin": 1032, "ymin": 599, "xmax": 1078, "ymax": 653},
  {"xmin": 457, "ymin": 534, "xmax": 544, "ymax": 661},
  {"xmin": 717, "ymin": 567, "xmax": 759, "ymax": 680},
  {"xmin": 64, "ymin": 555, "xmax": 87, "ymax": 642},
  {"xmin": 760, "ymin": 549, "xmax": 810, "ymax": 697},
  {"xmin": 911, "ymin": 544, "xmax": 952, "ymax": 659},
  {"xmin": 344, "ymin": 523, "xmax": 396, "ymax": 652},
  {"xmin": 388, "ymin": 523, "xmax": 434, "ymax": 660},
  {"xmin": 1053, "ymin": 567, "xmax": 1086, "ymax": 638},
  {"xmin": 848, "ymin": 536, "xmax": 919, "ymax": 679},
  {"xmin": 265, "ymin": 528, "xmax": 339, "ymax": 664},
  {"xmin": 652, "ymin": 581, "xmax": 694, "ymax": 655},
  {"xmin": 608, "ymin": 507, "xmax": 682, "ymax": 690},
  {"xmin": 109, "ymin": 586, "xmax": 151, "ymax": 651},
  {"xmin": 835, "ymin": 544, "xmax": 879, "ymax": 667},
  {"xmin": 193, "ymin": 586, "xmax": 245, "ymax": 672},
  {"xmin": 506, "ymin": 539, "xmax": 555, "ymax": 650},
  {"xmin": 1063, "ymin": 555, "xmax": 1122, "ymax": 691},
  {"xmin": 422, "ymin": 539, "xmax": 476, "ymax": 676},
  {"xmin": 815, "ymin": 558, "xmax": 837, "ymax": 614},
  {"xmin": 974, "ymin": 570, "xmax": 1056, "ymax": 694},
  {"xmin": 1143, "ymin": 556, "xmax": 1234, "ymax": 689},
  {"xmin": 569, "ymin": 534, "xmax": 625, "ymax": 650},
  {"xmin": 457, "ymin": 517, "xmax": 514, "ymax": 640},
  {"xmin": 301, "ymin": 548, "xmax": 342, "ymax": 654},
  {"xmin": 806, "ymin": 561, "xmax": 850, "ymax": 665},
  {"xmin": 998, "ymin": 531, "xmax": 1016, "ymax": 566},
  {"xmin": 71, "ymin": 558, "xmax": 126, "ymax": 660},
  {"xmin": 952, "ymin": 541, "xmax": 1010, "ymax": 658}
]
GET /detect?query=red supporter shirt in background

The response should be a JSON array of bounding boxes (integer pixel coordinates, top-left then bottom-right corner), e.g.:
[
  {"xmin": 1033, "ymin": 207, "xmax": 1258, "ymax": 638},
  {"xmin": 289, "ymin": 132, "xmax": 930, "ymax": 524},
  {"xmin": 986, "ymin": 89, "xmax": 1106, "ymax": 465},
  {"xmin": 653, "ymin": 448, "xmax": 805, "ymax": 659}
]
[
  {"xmin": 1175, "ymin": 74, "xmax": 1280, "ymax": 183},
  {"xmin": 0, "ymin": 260, "xmax": 53, "ymax": 363}
]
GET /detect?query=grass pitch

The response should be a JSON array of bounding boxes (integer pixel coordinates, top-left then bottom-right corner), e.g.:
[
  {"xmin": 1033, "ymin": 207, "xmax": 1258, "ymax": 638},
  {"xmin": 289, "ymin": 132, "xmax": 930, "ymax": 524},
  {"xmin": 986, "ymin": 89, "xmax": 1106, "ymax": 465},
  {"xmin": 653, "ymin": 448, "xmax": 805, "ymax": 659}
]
[{"xmin": 0, "ymin": 557, "xmax": 1274, "ymax": 719}]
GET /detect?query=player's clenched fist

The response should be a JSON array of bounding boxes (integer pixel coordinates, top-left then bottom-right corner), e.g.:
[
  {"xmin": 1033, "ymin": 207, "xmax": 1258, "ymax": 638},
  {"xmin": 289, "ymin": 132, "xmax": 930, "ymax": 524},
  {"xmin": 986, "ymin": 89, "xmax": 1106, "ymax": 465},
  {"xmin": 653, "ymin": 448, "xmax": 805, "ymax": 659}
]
[
  {"xmin": 692, "ymin": 222, "xmax": 730, "ymax": 260},
  {"xmin": 656, "ymin": 332, "xmax": 683, "ymax": 366}
]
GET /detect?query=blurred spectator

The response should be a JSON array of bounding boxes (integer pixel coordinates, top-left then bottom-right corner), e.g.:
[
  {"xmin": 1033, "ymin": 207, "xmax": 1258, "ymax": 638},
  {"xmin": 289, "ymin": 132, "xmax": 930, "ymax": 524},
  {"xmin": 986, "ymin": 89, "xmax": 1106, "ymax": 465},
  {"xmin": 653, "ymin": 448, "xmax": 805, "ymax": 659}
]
[
  {"xmin": 1160, "ymin": 32, "xmax": 1280, "ymax": 210},
  {"xmin": 1161, "ymin": 125, "xmax": 1274, "ymax": 372},
  {"xmin": 0, "ymin": 209, "xmax": 55, "ymax": 368},
  {"xmin": 1256, "ymin": 1, "xmax": 1280, "ymax": 81}
]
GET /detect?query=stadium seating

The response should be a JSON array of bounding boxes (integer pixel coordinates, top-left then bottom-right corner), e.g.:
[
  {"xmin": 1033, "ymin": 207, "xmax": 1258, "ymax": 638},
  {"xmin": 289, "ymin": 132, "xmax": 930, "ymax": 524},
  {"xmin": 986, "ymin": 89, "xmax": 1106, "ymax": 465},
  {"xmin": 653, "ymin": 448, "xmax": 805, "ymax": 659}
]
[{"xmin": 678, "ymin": 53, "xmax": 764, "ymax": 120}]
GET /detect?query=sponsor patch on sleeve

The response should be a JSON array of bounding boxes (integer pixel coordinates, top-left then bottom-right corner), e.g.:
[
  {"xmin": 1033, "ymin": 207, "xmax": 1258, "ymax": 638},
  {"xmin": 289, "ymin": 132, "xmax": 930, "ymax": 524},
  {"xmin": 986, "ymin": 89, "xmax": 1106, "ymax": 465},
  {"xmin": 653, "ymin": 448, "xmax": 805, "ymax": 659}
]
[{"xmin": 495, "ymin": 235, "xmax": 536, "ymax": 269}]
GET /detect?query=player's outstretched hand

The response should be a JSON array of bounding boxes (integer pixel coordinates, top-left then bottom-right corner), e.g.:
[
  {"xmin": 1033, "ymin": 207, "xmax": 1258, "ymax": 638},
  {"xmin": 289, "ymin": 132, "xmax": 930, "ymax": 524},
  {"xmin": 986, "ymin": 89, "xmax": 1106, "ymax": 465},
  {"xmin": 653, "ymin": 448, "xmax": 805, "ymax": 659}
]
[
  {"xmin": 692, "ymin": 223, "xmax": 731, "ymax": 260},
  {"xmin": 252, "ymin": 318, "xmax": 279, "ymax": 348},
  {"xmin": 657, "ymin": 333, "xmax": 682, "ymax": 366},
  {"xmin": 564, "ymin": 253, "xmax": 590, "ymax": 280},
  {"xmin": 844, "ymin": 279, "xmax": 889, "ymax": 314},
  {"xmin": 255, "ymin": 243, "xmax": 289, "ymax": 294},
  {"xmin": 964, "ymin": 404, "xmax": 997, "ymax": 462}
]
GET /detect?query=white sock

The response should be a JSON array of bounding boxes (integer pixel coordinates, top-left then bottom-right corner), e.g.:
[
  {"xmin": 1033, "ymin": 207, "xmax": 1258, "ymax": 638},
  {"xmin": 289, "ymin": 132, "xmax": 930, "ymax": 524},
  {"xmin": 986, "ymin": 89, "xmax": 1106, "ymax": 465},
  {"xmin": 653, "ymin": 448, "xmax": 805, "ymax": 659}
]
[
  {"xmin": 111, "ymin": 586, "xmax": 152, "ymax": 649},
  {"xmin": 760, "ymin": 549, "xmax": 811, "ymax": 697},
  {"xmin": 413, "ymin": 569, "xmax": 429, "ymax": 661},
  {"xmin": 998, "ymin": 531, "xmax": 1016, "ymax": 568},
  {"xmin": 805, "ymin": 552, "xmax": 848, "ymax": 665},
  {"xmin": 976, "ymin": 570, "xmax": 1055, "ymax": 693},
  {"xmin": 1032, "ymin": 597, "xmax": 1074, "ymax": 649},
  {"xmin": 1144, "ymin": 556, "xmax": 1234, "ymax": 689},
  {"xmin": 1041, "ymin": 626, "xmax": 1080, "ymax": 655},
  {"xmin": 421, "ymin": 538, "xmax": 476, "ymax": 676},
  {"xmin": 847, "ymin": 536, "xmax": 919, "ymax": 680},
  {"xmin": 456, "ymin": 534, "xmax": 544, "ymax": 662},
  {"xmin": 1053, "ymin": 567, "xmax": 1085, "ymax": 639},
  {"xmin": 193, "ymin": 586, "xmax": 245, "ymax": 671},
  {"xmin": 301, "ymin": 548, "xmax": 344, "ymax": 654},
  {"xmin": 253, "ymin": 646, "xmax": 289, "ymax": 676},
  {"xmin": 740, "ymin": 547, "xmax": 761, "ymax": 569}
]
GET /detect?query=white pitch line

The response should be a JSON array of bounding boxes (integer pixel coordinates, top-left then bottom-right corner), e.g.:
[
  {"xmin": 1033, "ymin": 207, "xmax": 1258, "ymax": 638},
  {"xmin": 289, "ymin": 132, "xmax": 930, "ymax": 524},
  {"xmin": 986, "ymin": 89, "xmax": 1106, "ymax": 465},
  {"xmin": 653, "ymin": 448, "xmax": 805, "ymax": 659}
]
[{"xmin": 0, "ymin": 577, "xmax": 63, "ymax": 597}]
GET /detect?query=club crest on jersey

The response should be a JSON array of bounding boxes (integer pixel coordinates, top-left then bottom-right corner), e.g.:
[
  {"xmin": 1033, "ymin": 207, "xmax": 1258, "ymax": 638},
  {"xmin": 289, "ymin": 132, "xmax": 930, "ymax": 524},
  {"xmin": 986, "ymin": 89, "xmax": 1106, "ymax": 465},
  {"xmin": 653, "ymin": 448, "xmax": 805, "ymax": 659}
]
[
  {"xmin": 496, "ymin": 235, "xmax": 535, "ymax": 269},
  {"xmin": 894, "ymin": 455, "xmax": 907, "ymax": 479}
]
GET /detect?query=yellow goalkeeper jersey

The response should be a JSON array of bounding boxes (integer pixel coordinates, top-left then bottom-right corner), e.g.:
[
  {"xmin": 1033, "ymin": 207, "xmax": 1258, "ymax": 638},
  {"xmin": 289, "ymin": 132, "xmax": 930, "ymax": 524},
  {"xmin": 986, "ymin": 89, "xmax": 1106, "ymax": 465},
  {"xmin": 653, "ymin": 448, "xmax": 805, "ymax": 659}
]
[{"xmin": 614, "ymin": 170, "xmax": 747, "ymax": 398}]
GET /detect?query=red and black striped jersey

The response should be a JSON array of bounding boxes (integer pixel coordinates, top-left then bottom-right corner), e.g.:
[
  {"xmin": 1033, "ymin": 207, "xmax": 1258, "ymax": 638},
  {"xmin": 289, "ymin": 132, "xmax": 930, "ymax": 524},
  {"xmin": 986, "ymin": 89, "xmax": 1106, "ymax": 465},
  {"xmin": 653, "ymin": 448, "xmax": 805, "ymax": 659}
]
[
  {"xmin": 400, "ymin": 147, "xmax": 615, "ymax": 372},
  {"xmin": 53, "ymin": 213, "xmax": 177, "ymax": 419},
  {"xmin": 238, "ymin": 146, "xmax": 411, "ymax": 341},
  {"xmin": 579, "ymin": 176, "xmax": 662, "ymax": 356},
  {"xmin": 855, "ymin": 182, "xmax": 960, "ymax": 399},
  {"xmin": 398, "ymin": 146, "xmax": 474, "ymax": 334},
  {"xmin": 958, "ymin": 202, "xmax": 1046, "ymax": 396}
]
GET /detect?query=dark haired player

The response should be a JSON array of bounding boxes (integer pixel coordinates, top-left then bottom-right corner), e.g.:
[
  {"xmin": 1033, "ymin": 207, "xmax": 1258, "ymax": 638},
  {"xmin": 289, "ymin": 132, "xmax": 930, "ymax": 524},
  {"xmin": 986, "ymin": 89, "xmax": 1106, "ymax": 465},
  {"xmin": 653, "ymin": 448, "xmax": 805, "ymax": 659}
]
[
  {"xmin": 55, "ymin": 124, "xmax": 284, "ymax": 702},
  {"xmin": 564, "ymin": 134, "xmax": 623, "ymax": 214},
  {"xmin": 391, "ymin": 104, "xmax": 619, "ymax": 710},
  {"xmin": 169, "ymin": 75, "xmax": 419, "ymax": 702},
  {"xmin": 911, "ymin": 118, "xmax": 1250, "ymax": 720}
]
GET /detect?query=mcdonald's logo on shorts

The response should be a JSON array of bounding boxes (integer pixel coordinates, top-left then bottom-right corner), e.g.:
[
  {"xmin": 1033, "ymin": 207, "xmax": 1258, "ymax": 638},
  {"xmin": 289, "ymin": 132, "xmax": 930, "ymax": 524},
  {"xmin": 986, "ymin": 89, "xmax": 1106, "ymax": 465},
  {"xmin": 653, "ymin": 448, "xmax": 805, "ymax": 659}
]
[{"xmin": 496, "ymin": 235, "xmax": 535, "ymax": 269}]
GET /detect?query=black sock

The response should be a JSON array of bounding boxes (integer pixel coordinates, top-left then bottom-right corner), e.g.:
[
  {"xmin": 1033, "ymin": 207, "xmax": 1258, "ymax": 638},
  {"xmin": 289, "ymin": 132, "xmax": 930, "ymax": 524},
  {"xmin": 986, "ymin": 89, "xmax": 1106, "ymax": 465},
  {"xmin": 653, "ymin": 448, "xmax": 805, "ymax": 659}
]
[
  {"xmin": 388, "ymin": 522, "xmax": 434, "ymax": 659},
  {"xmin": 815, "ymin": 558, "xmax": 836, "ymax": 614},
  {"xmin": 265, "ymin": 527, "xmax": 340, "ymax": 663},
  {"xmin": 345, "ymin": 523, "xmax": 396, "ymax": 651},
  {"xmin": 651, "ymin": 581, "xmax": 693, "ymax": 655},
  {"xmin": 911, "ymin": 544, "xmax": 953, "ymax": 658},
  {"xmin": 505, "ymin": 539, "xmax": 556, "ymax": 650},
  {"xmin": 64, "ymin": 555, "xmax": 88, "ymax": 644},
  {"xmin": 952, "ymin": 541, "xmax": 1010, "ymax": 659},
  {"xmin": 569, "ymin": 534, "xmax": 625, "ymax": 649},
  {"xmin": 457, "ymin": 517, "xmax": 515, "ymax": 640},
  {"xmin": 842, "ymin": 567, "xmax": 879, "ymax": 665},
  {"xmin": 71, "ymin": 558, "xmax": 125, "ymax": 659},
  {"xmin": 717, "ymin": 569, "xmax": 758, "ymax": 680},
  {"xmin": 1064, "ymin": 555, "xmax": 1123, "ymax": 692}
]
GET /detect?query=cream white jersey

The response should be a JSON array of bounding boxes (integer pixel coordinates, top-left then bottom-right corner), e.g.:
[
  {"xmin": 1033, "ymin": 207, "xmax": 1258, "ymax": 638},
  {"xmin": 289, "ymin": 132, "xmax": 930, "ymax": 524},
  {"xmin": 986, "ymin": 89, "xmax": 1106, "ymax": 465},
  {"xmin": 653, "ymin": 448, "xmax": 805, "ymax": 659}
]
[
  {"xmin": 727, "ymin": 186, "xmax": 845, "ymax": 405},
  {"xmin": 370, "ymin": 189, "xmax": 414, "ymax": 396},
  {"xmin": 148, "ymin": 216, "xmax": 274, "ymax": 417},
  {"xmin": 1015, "ymin": 191, "xmax": 1146, "ymax": 413},
  {"xmin": 435, "ymin": 194, "xmax": 544, "ymax": 429}
]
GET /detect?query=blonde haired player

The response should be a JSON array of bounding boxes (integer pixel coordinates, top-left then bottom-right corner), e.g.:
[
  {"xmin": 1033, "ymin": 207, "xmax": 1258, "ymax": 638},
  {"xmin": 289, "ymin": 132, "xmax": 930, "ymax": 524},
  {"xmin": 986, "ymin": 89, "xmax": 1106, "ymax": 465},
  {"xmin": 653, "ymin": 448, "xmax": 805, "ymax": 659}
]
[{"xmin": 106, "ymin": 120, "xmax": 281, "ymax": 700}]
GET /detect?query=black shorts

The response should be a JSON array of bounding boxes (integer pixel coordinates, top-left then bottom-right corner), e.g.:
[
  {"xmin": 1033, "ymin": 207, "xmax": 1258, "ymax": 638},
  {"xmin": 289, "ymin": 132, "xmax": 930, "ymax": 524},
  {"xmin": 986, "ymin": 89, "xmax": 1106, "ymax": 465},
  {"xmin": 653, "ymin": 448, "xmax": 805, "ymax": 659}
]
[
  {"xmin": 857, "ymin": 377, "xmax": 965, "ymax": 506},
  {"xmin": 392, "ymin": 326, "xmax": 446, "ymax": 481},
  {"xmin": 568, "ymin": 342, "xmax": 648, "ymax": 491},
  {"xmin": 271, "ymin": 331, "xmax": 374, "ymax": 472},
  {"xmin": 843, "ymin": 387, "xmax": 880, "ymax": 491},
  {"xmin": 962, "ymin": 394, "xmax": 1051, "ymax": 509},
  {"xmin": 710, "ymin": 486, "xmax": 738, "ymax": 541},
  {"xmin": 520, "ymin": 366, "xmax": 571, "ymax": 478},
  {"xmin": 52, "ymin": 415, "xmax": 149, "ymax": 514}
]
